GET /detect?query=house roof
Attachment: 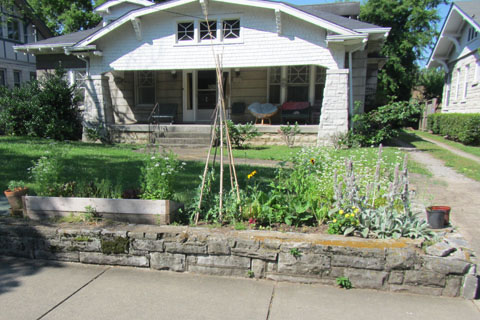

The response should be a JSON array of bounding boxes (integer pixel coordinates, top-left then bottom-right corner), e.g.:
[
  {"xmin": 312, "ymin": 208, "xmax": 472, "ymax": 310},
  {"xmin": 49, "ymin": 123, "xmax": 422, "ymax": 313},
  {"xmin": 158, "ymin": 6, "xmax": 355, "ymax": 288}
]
[
  {"xmin": 15, "ymin": 0, "xmax": 388, "ymax": 54},
  {"xmin": 428, "ymin": 1, "xmax": 480, "ymax": 70},
  {"xmin": 298, "ymin": 2, "xmax": 360, "ymax": 17},
  {"xmin": 94, "ymin": 0, "xmax": 154, "ymax": 14}
]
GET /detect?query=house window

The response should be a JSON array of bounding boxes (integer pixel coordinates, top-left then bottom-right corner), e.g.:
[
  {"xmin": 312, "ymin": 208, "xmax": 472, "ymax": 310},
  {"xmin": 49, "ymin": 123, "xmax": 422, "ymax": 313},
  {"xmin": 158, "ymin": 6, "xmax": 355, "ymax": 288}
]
[
  {"xmin": 0, "ymin": 69, "xmax": 5, "ymax": 86},
  {"xmin": 30, "ymin": 72, "xmax": 36, "ymax": 81},
  {"xmin": 315, "ymin": 67, "xmax": 327, "ymax": 105},
  {"xmin": 287, "ymin": 65, "xmax": 309, "ymax": 101},
  {"xmin": 223, "ymin": 19, "xmax": 240, "ymax": 39},
  {"xmin": 445, "ymin": 72, "xmax": 451, "ymax": 106},
  {"xmin": 7, "ymin": 19, "xmax": 20, "ymax": 41},
  {"xmin": 13, "ymin": 70, "xmax": 21, "ymax": 87},
  {"xmin": 177, "ymin": 22, "xmax": 194, "ymax": 41},
  {"xmin": 137, "ymin": 71, "xmax": 155, "ymax": 105},
  {"xmin": 468, "ymin": 27, "xmax": 478, "ymax": 42},
  {"xmin": 200, "ymin": 20, "xmax": 217, "ymax": 40},
  {"xmin": 268, "ymin": 67, "xmax": 281, "ymax": 104},
  {"xmin": 464, "ymin": 64, "xmax": 470, "ymax": 99},
  {"xmin": 455, "ymin": 68, "xmax": 461, "ymax": 101},
  {"xmin": 475, "ymin": 60, "xmax": 480, "ymax": 83}
]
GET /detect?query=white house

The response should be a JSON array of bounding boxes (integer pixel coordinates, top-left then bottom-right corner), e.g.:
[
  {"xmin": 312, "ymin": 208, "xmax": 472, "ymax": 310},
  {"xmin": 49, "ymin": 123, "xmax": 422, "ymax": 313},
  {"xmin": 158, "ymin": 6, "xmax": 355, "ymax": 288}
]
[
  {"xmin": 15, "ymin": 0, "xmax": 389, "ymax": 144},
  {"xmin": 0, "ymin": 0, "xmax": 51, "ymax": 88},
  {"xmin": 428, "ymin": 1, "xmax": 480, "ymax": 113}
]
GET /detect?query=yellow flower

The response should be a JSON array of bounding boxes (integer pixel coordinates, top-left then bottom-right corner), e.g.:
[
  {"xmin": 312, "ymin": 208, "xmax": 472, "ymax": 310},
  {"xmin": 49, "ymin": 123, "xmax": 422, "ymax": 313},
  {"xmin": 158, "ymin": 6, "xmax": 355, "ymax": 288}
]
[
  {"xmin": 339, "ymin": 210, "xmax": 344, "ymax": 215},
  {"xmin": 333, "ymin": 219, "xmax": 337, "ymax": 223},
  {"xmin": 247, "ymin": 170, "xmax": 257, "ymax": 179},
  {"xmin": 310, "ymin": 158, "xmax": 315, "ymax": 165},
  {"xmin": 354, "ymin": 208, "xmax": 360, "ymax": 214},
  {"xmin": 345, "ymin": 214, "xmax": 350, "ymax": 218},
  {"xmin": 351, "ymin": 213, "xmax": 355, "ymax": 217},
  {"xmin": 352, "ymin": 206, "xmax": 356, "ymax": 210}
]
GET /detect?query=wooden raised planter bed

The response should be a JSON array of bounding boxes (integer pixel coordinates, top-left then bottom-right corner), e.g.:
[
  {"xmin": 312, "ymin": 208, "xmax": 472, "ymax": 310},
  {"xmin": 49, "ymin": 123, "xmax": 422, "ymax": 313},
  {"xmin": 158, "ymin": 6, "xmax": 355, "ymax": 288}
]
[{"xmin": 24, "ymin": 196, "xmax": 182, "ymax": 225}]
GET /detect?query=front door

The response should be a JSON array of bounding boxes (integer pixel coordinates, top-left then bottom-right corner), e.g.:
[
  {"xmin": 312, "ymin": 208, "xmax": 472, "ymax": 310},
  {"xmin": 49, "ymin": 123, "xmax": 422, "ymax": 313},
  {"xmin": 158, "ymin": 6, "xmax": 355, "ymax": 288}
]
[{"xmin": 182, "ymin": 70, "xmax": 230, "ymax": 123}]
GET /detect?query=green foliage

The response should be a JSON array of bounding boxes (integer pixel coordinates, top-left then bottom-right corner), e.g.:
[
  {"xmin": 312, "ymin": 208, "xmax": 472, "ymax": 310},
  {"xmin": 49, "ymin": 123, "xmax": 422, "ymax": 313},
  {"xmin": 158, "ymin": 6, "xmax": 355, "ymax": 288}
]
[
  {"xmin": 247, "ymin": 270, "xmax": 255, "ymax": 278},
  {"xmin": 327, "ymin": 208, "xmax": 360, "ymax": 236},
  {"xmin": 0, "ymin": 69, "xmax": 82, "ymax": 141},
  {"xmin": 417, "ymin": 68, "xmax": 445, "ymax": 101},
  {"xmin": 141, "ymin": 152, "xmax": 185, "ymax": 200},
  {"xmin": 278, "ymin": 122, "xmax": 301, "ymax": 147},
  {"xmin": 222, "ymin": 120, "xmax": 261, "ymax": 148},
  {"xmin": 360, "ymin": 0, "xmax": 446, "ymax": 102},
  {"xmin": 101, "ymin": 237, "xmax": 129, "ymax": 255},
  {"xmin": 7, "ymin": 180, "xmax": 26, "ymax": 191},
  {"xmin": 83, "ymin": 205, "xmax": 102, "ymax": 223},
  {"xmin": 289, "ymin": 248, "xmax": 302, "ymax": 258},
  {"xmin": 427, "ymin": 113, "xmax": 480, "ymax": 145},
  {"xmin": 353, "ymin": 100, "xmax": 422, "ymax": 146},
  {"xmin": 29, "ymin": 153, "xmax": 64, "ymax": 196},
  {"xmin": 336, "ymin": 277, "xmax": 353, "ymax": 289},
  {"xmin": 26, "ymin": 0, "xmax": 106, "ymax": 35}
]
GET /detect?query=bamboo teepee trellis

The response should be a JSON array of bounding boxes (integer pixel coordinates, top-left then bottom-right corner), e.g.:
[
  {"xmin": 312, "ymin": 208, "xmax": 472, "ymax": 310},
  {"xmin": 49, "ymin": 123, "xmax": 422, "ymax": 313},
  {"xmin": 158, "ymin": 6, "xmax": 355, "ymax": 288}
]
[{"xmin": 193, "ymin": 5, "xmax": 240, "ymax": 225}]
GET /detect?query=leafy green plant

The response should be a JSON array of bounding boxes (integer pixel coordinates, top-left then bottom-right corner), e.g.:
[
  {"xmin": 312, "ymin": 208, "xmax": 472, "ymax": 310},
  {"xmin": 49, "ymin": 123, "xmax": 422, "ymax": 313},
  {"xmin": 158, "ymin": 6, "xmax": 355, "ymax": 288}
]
[
  {"xmin": 327, "ymin": 207, "xmax": 360, "ymax": 236},
  {"xmin": 141, "ymin": 151, "xmax": 185, "ymax": 200},
  {"xmin": 221, "ymin": 120, "xmax": 261, "ymax": 148},
  {"xmin": 247, "ymin": 270, "xmax": 255, "ymax": 278},
  {"xmin": 84, "ymin": 122, "xmax": 112, "ymax": 144},
  {"xmin": 427, "ymin": 113, "xmax": 480, "ymax": 145},
  {"xmin": 336, "ymin": 277, "xmax": 352, "ymax": 289},
  {"xmin": 7, "ymin": 180, "xmax": 26, "ymax": 191},
  {"xmin": 290, "ymin": 248, "xmax": 302, "ymax": 258},
  {"xmin": 278, "ymin": 122, "xmax": 301, "ymax": 147},
  {"xmin": 0, "ymin": 68, "xmax": 82, "ymax": 140},
  {"xmin": 29, "ymin": 153, "xmax": 64, "ymax": 196},
  {"xmin": 83, "ymin": 205, "xmax": 102, "ymax": 223}
]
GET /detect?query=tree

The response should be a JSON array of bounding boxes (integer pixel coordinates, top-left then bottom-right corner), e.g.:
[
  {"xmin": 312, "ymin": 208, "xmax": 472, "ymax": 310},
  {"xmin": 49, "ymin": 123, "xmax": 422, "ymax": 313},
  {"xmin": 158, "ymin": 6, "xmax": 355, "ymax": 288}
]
[
  {"xmin": 26, "ymin": 0, "xmax": 107, "ymax": 35},
  {"xmin": 417, "ymin": 68, "xmax": 445, "ymax": 101},
  {"xmin": 360, "ymin": 0, "xmax": 447, "ymax": 104}
]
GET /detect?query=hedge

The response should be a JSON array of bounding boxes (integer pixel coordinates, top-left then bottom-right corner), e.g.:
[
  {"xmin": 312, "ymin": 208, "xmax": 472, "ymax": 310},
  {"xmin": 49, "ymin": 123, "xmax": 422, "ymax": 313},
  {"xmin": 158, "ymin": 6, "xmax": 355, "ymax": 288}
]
[{"xmin": 427, "ymin": 113, "xmax": 480, "ymax": 145}]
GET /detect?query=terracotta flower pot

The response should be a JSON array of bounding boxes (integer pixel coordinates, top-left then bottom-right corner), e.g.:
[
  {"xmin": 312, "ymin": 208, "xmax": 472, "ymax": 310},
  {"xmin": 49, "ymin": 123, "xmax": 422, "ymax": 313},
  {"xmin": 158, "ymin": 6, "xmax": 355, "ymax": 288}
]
[{"xmin": 4, "ymin": 188, "xmax": 29, "ymax": 211}]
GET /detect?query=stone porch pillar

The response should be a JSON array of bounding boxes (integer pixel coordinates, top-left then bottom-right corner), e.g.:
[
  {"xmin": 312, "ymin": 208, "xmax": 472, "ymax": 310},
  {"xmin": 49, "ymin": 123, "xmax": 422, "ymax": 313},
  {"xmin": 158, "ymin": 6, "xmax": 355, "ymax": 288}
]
[
  {"xmin": 317, "ymin": 69, "xmax": 349, "ymax": 146},
  {"xmin": 82, "ymin": 75, "xmax": 114, "ymax": 140}
]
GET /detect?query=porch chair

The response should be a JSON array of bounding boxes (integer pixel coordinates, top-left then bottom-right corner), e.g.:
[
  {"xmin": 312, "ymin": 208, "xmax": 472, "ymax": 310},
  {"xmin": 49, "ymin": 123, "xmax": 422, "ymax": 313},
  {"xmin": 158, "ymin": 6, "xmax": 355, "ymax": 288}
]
[
  {"xmin": 280, "ymin": 101, "xmax": 311, "ymax": 124},
  {"xmin": 247, "ymin": 102, "xmax": 278, "ymax": 125},
  {"xmin": 149, "ymin": 103, "xmax": 178, "ymax": 124}
]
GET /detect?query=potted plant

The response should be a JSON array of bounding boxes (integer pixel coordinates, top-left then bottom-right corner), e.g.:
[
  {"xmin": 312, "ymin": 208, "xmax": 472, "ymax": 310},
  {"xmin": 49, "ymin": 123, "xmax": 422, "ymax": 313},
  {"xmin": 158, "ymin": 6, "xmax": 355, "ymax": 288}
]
[
  {"xmin": 4, "ymin": 180, "xmax": 29, "ymax": 214},
  {"xmin": 426, "ymin": 206, "xmax": 451, "ymax": 229}
]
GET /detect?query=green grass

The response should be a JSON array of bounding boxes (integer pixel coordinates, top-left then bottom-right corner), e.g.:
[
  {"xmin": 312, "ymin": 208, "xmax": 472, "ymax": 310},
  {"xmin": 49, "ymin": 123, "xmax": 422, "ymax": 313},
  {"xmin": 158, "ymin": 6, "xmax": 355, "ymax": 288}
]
[
  {"xmin": 398, "ymin": 131, "xmax": 480, "ymax": 182},
  {"xmin": 410, "ymin": 130, "xmax": 480, "ymax": 159},
  {"xmin": 228, "ymin": 145, "xmax": 301, "ymax": 161}
]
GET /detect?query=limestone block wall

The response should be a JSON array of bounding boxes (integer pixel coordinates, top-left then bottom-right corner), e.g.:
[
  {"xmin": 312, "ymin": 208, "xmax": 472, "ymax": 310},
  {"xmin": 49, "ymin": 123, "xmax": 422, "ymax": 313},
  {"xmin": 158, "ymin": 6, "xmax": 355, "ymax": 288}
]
[
  {"xmin": 317, "ymin": 69, "xmax": 349, "ymax": 145},
  {"xmin": 0, "ymin": 221, "xmax": 477, "ymax": 299},
  {"xmin": 83, "ymin": 75, "xmax": 112, "ymax": 125}
]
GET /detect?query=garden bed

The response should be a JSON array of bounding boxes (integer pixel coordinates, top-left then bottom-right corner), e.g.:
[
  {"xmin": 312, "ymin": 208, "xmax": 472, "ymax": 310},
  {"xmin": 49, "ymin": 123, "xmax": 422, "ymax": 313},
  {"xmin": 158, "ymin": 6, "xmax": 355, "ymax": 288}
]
[
  {"xmin": 0, "ymin": 217, "xmax": 477, "ymax": 299},
  {"xmin": 24, "ymin": 196, "xmax": 183, "ymax": 225}
]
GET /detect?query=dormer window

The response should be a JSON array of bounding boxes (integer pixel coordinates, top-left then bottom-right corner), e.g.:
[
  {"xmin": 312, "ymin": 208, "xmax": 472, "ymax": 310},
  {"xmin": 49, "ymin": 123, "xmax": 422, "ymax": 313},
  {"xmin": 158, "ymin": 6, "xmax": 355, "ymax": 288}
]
[
  {"xmin": 177, "ymin": 22, "xmax": 194, "ymax": 41},
  {"xmin": 223, "ymin": 19, "xmax": 240, "ymax": 39},
  {"xmin": 200, "ymin": 21, "xmax": 217, "ymax": 40}
]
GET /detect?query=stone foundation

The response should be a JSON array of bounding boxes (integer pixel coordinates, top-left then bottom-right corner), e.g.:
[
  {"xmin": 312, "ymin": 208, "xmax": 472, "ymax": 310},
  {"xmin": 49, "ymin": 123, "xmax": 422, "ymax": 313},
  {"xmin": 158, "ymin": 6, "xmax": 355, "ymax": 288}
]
[{"xmin": 0, "ymin": 220, "xmax": 477, "ymax": 299}]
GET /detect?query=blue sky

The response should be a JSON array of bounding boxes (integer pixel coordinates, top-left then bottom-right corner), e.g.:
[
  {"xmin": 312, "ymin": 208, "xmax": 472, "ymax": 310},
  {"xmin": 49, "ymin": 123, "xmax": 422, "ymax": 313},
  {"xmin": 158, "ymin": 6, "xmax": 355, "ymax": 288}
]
[{"xmin": 272, "ymin": 0, "xmax": 452, "ymax": 68}]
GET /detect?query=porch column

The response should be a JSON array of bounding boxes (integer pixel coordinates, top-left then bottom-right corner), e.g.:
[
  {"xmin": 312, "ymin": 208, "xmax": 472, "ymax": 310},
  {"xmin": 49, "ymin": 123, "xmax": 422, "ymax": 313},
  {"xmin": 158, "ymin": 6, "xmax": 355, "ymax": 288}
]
[
  {"xmin": 317, "ymin": 69, "xmax": 349, "ymax": 146},
  {"xmin": 82, "ymin": 74, "xmax": 114, "ymax": 140}
]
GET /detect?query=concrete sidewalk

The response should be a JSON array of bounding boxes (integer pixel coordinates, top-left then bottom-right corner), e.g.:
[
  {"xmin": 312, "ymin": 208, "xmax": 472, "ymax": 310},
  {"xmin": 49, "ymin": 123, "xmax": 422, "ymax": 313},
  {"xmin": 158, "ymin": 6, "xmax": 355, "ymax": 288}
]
[{"xmin": 0, "ymin": 256, "xmax": 479, "ymax": 320}]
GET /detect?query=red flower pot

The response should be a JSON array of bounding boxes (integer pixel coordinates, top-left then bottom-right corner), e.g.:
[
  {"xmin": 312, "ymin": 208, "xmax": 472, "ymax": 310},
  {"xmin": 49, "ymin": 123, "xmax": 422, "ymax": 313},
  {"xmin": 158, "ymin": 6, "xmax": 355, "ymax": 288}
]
[{"xmin": 4, "ymin": 188, "xmax": 28, "ymax": 211}]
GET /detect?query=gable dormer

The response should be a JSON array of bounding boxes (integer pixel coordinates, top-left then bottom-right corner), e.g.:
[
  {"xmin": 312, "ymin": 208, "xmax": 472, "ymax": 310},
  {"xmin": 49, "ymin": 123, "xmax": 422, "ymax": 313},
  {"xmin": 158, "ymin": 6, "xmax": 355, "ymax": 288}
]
[{"xmin": 94, "ymin": 0, "xmax": 154, "ymax": 26}]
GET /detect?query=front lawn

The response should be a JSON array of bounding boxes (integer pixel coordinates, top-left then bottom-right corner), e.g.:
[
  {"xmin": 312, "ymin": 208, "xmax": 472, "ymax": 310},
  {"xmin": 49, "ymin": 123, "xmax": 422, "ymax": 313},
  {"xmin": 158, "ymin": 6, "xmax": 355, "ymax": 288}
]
[{"xmin": 411, "ymin": 130, "xmax": 480, "ymax": 159}]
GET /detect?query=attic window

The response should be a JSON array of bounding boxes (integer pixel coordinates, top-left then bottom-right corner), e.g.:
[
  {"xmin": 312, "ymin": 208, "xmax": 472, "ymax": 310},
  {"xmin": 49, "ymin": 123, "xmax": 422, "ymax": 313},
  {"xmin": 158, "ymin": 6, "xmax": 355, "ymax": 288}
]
[
  {"xmin": 223, "ymin": 19, "xmax": 240, "ymax": 39},
  {"xmin": 468, "ymin": 27, "xmax": 478, "ymax": 42},
  {"xmin": 177, "ymin": 22, "xmax": 194, "ymax": 41},
  {"xmin": 200, "ymin": 21, "xmax": 217, "ymax": 40}
]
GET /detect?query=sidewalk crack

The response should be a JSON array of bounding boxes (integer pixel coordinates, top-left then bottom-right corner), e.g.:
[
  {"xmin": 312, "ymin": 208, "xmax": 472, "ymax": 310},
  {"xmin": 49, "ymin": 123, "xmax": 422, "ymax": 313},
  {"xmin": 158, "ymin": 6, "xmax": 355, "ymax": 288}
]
[{"xmin": 265, "ymin": 282, "xmax": 277, "ymax": 320}]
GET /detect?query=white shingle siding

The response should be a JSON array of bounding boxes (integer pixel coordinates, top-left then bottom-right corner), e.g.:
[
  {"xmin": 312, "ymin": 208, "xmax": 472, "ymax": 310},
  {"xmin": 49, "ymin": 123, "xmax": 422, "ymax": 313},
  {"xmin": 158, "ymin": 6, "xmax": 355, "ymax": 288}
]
[{"xmin": 90, "ymin": 3, "xmax": 342, "ymax": 75}]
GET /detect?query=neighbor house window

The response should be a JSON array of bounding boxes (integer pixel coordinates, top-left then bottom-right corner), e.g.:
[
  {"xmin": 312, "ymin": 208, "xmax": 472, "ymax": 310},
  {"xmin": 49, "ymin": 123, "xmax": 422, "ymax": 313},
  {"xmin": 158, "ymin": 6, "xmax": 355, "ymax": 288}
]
[
  {"xmin": 30, "ymin": 72, "xmax": 36, "ymax": 81},
  {"xmin": 445, "ymin": 72, "xmax": 451, "ymax": 106},
  {"xmin": 475, "ymin": 60, "xmax": 480, "ymax": 83},
  {"xmin": 67, "ymin": 70, "xmax": 86, "ymax": 104},
  {"xmin": 315, "ymin": 67, "xmax": 327, "ymax": 105},
  {"xmin": 200, "ymin": 20, "xmax": 217, "ymax": 40},
  {"xmin": 7, "ymin": 19, "xmax": 20, "ymax": 41},
  {"xmin": 464, "ymin": 64, "xmax": 470, "ymax": 99},
  {"xmin": 13, "ymin": 70, "xmax": 21, "ymax": 87},
  {"xmin": 223, "ymin": 19, "xmax": 240, "ymax": 39},
  {"xmin": 137, "ymin": 71, "xmax": 155, "ymax": 105},
  {"xmin": 468, "ymin": 27, "xmax": 478, "ymax": 42},
  {"xmin": 268, "ymin": 67, "xmax": 281, "ymax": 104},
  {"xmin": 287, "ymin": 65, "xmax": 309, "ymax": 101},
  {"xmin": 177, "ymin": 22, "xmax": 194, "ymax": 41},
  {"xmin": 0, "ymin": 69, "xmax": 5, "ymax": 86},
  {"xmin": 455, "ymin": 68, "xmax": 461, "ymax": 101}
]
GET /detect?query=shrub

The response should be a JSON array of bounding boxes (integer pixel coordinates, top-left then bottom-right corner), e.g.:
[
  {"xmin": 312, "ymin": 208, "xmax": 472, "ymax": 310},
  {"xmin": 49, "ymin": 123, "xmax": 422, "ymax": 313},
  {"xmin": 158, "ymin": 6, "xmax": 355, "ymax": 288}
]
[
  {"xmin": 29, "ymin": 153, "xmax": 65, "ymax": 196},
  {"xmin": 218, "ymin": 120, "xmax": 261, "ymax": 148},
  {"xmin": 353, "ymin": 100, "xmax": 422, "ymax": 146},
  {"xmin": 278, "ymin": 122, "xmax": 301, "ymax": 147},
  {"xmin": 427, "ymin": 113, "xmax": 480, "ymax": 145},
  {"xmin": 0, "ymin": 69, "xmax": 82, "ymax": 140}
]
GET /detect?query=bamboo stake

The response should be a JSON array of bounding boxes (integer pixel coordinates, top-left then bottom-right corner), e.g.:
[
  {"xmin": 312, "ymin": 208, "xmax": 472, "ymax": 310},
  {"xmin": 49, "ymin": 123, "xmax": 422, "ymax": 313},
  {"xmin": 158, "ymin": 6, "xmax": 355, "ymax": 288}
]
[{"xmin": 194, "ymin": 105, "xmax": 219, "ymax": 225}]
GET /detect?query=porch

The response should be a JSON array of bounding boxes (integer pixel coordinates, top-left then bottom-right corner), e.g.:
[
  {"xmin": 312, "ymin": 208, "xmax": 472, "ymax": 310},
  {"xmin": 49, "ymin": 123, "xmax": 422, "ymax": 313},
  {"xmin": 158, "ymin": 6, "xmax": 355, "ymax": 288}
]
[{"xmin": 109, "ymin": 124, "xmax": 319, "ymax": 147}]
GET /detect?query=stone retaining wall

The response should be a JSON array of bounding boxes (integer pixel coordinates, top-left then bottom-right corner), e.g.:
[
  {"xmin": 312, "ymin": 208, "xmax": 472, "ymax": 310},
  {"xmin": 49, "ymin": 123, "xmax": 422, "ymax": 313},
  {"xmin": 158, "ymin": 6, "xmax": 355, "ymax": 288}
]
[{"xmin": 0, "ymin": 221, "xmax": 477, "ymax": 299}]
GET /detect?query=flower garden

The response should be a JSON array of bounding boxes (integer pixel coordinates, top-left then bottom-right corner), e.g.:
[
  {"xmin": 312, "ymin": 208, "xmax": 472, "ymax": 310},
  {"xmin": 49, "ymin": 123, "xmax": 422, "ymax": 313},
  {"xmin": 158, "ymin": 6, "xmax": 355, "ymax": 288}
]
[{"xmin": 1, "ymin": 136, "xmax": 433, "ymax": 241}]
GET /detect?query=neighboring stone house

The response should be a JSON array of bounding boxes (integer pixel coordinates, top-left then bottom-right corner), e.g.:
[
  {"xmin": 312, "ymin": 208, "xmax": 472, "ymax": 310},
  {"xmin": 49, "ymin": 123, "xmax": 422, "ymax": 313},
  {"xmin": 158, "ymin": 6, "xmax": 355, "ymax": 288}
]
[
  {"xmin": 15, "ymin": 0, "xmax": 389, "ymax": 144},
  {"xmin": 0, "ymin": 0, "xmax": 51, "ymax": 88},
  {"xmin": 428, "ymin": 1, "xmax": 480, "ymax": 113}
]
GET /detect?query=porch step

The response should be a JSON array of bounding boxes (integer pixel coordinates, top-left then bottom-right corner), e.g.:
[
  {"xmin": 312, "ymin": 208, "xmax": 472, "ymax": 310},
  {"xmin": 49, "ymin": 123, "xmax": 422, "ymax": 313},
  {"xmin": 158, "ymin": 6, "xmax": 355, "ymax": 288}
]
[{"xmin": 150, "ymin": 130, "xmax": 211, "ymax": 147}]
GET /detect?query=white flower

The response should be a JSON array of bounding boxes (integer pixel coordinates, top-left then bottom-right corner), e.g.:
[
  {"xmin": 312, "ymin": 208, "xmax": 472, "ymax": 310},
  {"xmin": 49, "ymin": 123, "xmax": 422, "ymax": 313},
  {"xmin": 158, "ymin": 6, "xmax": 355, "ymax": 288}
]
[
  {"xmin": 155, "ymin": 163, "xmax": 160, "ymax": 167},
  {"xmin": 151, "ymin": 156, "xmax": 156, "ymax": 160}
]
